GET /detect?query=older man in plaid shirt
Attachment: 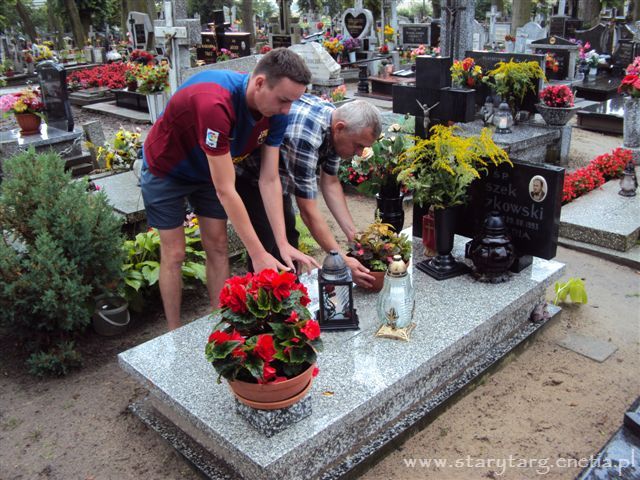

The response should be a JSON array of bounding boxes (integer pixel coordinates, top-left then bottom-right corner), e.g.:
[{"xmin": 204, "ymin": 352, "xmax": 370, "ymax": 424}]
[{"xmin": 235, "ymin": 94, "xmax": 381, "ymax": 287}]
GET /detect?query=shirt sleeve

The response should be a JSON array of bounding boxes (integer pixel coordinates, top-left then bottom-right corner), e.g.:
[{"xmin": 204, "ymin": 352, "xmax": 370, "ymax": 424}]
[
  {"xmin": 281, "ymin": 138, "xmax": 321, "ymax": 199},
  {"xmin": 196, "ymin": 96, "xmax": 232, "ymax": 156},
  {"xmin": 321, "ymin": 150, "xmax": 341, "ymax": 177},
  {"xmin": 265, "ymin": 114, "xmax": 289, "ymax": 147}
]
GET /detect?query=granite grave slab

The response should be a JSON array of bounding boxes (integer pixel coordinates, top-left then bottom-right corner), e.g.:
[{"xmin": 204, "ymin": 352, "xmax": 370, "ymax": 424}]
[
  {"xmin": 560, "ymin": 173, "xmax": 640, "ymax": 252},
  {"xmin": 119, "ymin": 235, "xmax": 565, "ymax": 480},
  {"xmin": 576, "ymin": 97, "xmax": 624, "ymax": 135}
]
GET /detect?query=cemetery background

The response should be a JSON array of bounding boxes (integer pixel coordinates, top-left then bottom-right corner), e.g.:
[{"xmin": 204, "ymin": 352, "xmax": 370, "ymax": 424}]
[{"xmin": 0, "ymin": 90, "xmax": 638, "ymax": 478}]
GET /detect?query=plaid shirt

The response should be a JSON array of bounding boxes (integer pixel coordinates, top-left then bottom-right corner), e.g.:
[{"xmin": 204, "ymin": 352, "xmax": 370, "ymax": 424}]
[{"xmin": 235, "ymin": 94, "xmax": 339, "ymax": 199}]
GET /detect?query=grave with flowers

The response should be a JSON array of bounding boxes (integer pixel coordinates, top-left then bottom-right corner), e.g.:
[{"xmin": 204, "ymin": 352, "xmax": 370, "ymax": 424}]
[{"xmin": 120, "ymin": 242, "xmax": 566, "ymax": 478}]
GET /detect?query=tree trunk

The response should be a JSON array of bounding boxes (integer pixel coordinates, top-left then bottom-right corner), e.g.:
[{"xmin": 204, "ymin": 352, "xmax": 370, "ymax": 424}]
[
  {"xmin": 432, "ymin": 0, "xmax": 441, "ymax": 19},
  {"xmin": 15, "ymin": 0, "xmax": 38, "ymax": 41},
  {"xmin": 633, "ymin": 0, "xmax": 640, "ymax": 21},
  {"xmin": 511, "ymin": 0, "xmax": 532, "ymax": 32},
  {"xmin": 47, "ymin": 0, "xmax": 65, "ymax": 50},
  {"xmin": 578, "ymin": 0, "xmax": 601, "ymax": 28},
  {"xmin": 241, "ymin": 0, "xmax": 255, "ymax": 46},
  {"xmin": 62, "ymin": 0, "xmax": 87, "ymax": 48}
]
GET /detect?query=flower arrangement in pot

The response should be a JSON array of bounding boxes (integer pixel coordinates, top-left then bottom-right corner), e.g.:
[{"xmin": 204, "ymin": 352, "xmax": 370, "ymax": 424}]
[
  {"xmin": 347, "ymin": 217, "xmax": 412, "ymax": 292},
  {"xmin": 0, "ymin": 85, "xmax": 46, "ymax": 135},
  {"xmin": 397, "ymin": 125, "xmax": 511, "ymax": 279},
  {"xmin": 482, "ymin": 59, "xmax": 546, "ymax": 119},
  {"xmin": 618, "ymin": 56, "xmax": 640, "ymax": 99},
  {"xmin": 536, "ymin": 84, "xmax": 579, "ymax": 126},
  {"xmin": 205, "ymin": 269, "xmax": 322, "ymax": 409},
  {"xmin": 450, "ymin": 57, "xmax": 483, "ymax": 88}
]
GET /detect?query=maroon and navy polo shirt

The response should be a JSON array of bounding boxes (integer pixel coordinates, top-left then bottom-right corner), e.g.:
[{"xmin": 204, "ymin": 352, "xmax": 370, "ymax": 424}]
[{"xmin": 143, "ymin": 70, "xmax": 288, "ymax": 183}]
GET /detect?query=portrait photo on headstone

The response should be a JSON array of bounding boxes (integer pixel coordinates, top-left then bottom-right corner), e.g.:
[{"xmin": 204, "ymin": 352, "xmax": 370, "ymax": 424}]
[{"xmin": 529, "ymin": 175, "xmax": 548, "ymax": 202}]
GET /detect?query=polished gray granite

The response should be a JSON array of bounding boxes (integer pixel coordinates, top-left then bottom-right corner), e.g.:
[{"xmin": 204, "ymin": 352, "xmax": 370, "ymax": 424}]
[
  {"xmin": 456, "ymin": 119, "xmax": 561, "ymax": 164},
  {"xmin": 560, "ymin": 173, "xmax": 640, "ymax": 252},
  {"xmin": 119, "ymin": 235, "xmax": 565, "ymax": 480},
  {"xmin": 93, "ymin": 171, "xmax": 146, "ymax": 224}
]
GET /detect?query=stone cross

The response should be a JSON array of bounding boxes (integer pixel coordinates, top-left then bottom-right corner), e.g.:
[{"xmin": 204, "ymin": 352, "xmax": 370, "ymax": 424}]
[
  {"xmin": 486, "ymin": 5, "xmax": 500, "ymax": 50},
  {"xmin": 390, "ymin": 0, "xmax": 399, "ymax": 43}
]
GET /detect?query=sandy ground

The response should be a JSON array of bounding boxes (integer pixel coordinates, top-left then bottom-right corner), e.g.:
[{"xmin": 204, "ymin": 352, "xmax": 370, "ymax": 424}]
[{"xmin": 0, "ymin": 104, "xmax": 638, "ymax": 480}]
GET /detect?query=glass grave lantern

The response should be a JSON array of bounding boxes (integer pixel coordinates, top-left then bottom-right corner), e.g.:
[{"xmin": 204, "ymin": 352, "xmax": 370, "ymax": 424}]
[
  {"xmin": 618, "ymin": 160, "xmax": 638, "ymax": 197},
  {"xmin": 316, "ymin": 250, "xmax": 359, "ymax": 331},
  {"xmin": 375, "ymin": 255, "xmax": 416, "ymax": 341},
  {"xmin": 493, "ymin": 101, "xmax": 514, "ymax": 134}
]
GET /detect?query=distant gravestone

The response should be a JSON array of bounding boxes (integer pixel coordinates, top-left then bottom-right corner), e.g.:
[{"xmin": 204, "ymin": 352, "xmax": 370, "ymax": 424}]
[
  {"xmin": 459, "ymin": 160, "xmax": 565, "ymax": 260},
  {"xmin": 341, "ymin": 7, "xmax": 374, "ymax": 40},
  {"xmin": 127, "ymin": 11, "xmax": 153, "ymax": 50},
  {"xmin": 531, "ymin": 35, "xmax": 579, "ymax": 80},
  {"xmin": 574, "ymin": 24, "xmax": 612, "ymax": 54},
  {"xmin": 399, "ymin": 23, "xmax": 430, "ymax": 48},
  {"xmin": 290, "ymin": 42, "xmax": 341, "ymax": 81},
  {"xmin": 516, "ymin": 21, "xmax": 546, "ymax": 52},
  {"xmin": 494, "ymin": 22, "xmax": 512, "ymax": 43},
  {"xmin": 612, "ymin": 39, "xmax": 639, "ymax": 70},
  {"xmin": 37, "ymin": 61, "xmax": 74, "ymax": 132},
  {"xmin": 471, "ymin": 20, "xmax": 487, "ymax": 51},
  {"xmin": 270, "ymin": 34, "xmax": 292, "ymax": 49}
]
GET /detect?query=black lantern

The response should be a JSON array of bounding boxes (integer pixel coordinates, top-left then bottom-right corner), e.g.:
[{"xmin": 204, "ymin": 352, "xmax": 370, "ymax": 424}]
[
  {"xmin": 465, "ymin": 211, "xmax": 515, "ymax": 283},
  {"xmin": 317, "ymin": 251, "xmax": 359, "ymax": 331}
]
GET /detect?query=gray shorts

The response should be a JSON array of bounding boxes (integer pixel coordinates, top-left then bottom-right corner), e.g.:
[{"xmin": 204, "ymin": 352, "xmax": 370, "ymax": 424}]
[{"xmin": 140, "ymin": 165, "xmax": 227, "ymax": 229}]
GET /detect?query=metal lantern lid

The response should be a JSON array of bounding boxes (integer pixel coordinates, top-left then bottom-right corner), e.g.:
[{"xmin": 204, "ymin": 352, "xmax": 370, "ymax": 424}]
[
  {"xmin": 387, "ymin": 254, "xmax": 408, "ymax": 277},
  {"xmin": 482, "ymin": 211, "xmax": 509, "ymax": 236}
]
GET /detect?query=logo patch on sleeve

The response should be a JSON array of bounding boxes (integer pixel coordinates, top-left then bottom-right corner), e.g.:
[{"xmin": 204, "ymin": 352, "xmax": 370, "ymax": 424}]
[{"xmin": 205, "ymin": 129, "xmax": 220, "ymax": 148}]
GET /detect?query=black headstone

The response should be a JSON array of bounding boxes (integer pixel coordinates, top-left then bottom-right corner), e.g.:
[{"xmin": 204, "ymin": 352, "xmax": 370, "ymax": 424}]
[
  {"xmin": 464, "ymin": 51, "xmax": 545, "ymax": 114},
  {"xmin": 222, "ymin": 32, "xmax": 251, "ymax": 57},
  {"xmin": 458, "ymin": 161, "xmax": 564, "ymax": 260},
  {"xmin": 430, "ymin": 20, "xmax": 441, "ymax": 48},
  {"xmin": 574, "ymin": 24, "xmax": 612, "ymax": 55},
  {"xmin": 271, "ymin": 34, "xmax": 292, "ymax": 49},
  {"xmin": 37, "ymin": 61, "xmax": 73, "ymax": 132},
  {"xmin": 531, "ymin": 36, "xmax": 576, "ymax": 80},
  {"xmin": 401, "ymin": 24, "xmax": 430, "ymax": 47},
  {"xmin": 613, "ymin": 40, "xmax": 639, "ymax": 70},
  {"xmin": 549, "ymin": 17, "xmax": 566, "ymax": 37}
]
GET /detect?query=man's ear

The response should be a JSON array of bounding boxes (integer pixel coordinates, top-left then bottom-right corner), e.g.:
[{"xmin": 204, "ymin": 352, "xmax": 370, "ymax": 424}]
[
  {"xmin": 254, "ymin": 74, "xmax": 266, "ymax": 90},
  {"xmin": 333, "ymin": 120, "xmax": 347, "ymax": 133}
]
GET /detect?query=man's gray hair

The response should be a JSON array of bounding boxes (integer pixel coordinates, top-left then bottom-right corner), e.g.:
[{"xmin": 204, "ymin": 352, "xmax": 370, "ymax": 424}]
[{"xmin": 333, "ymin": 100, "xmax": 382, "ymax": 138}]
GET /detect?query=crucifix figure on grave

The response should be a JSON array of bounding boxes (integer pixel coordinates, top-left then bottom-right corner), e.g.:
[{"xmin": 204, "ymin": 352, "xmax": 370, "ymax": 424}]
[
  {"xmin": 486, "ymin": 4, "xmax": 500, "ymax": 50},
  {"xmin": 415, "ymin": 99, "xmax": 440, "ymax": 133},
  {"xmin": 443, "ymin": 0, "xmax": 466, "ymax": 59}
]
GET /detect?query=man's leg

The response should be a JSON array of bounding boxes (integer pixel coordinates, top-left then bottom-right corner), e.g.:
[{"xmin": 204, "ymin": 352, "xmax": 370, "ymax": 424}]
[
  {"xmin": 158, "ymin": 227, "xmax": 186, "ymax": 331},
  {"xmin": 197, "ymin": 216, "xmax": 229, "ymax": 309}
]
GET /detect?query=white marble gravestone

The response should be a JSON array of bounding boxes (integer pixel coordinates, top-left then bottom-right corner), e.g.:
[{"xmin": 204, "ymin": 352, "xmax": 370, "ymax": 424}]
[
  {"xmin": 290, "ymin": 42, "xmax": 341, "ymax": 81},
  {"xmin": 517, "ymin": 21, "xmax": 546, "ymax": 53},
  {"xmin": 471, "ymin": 20, "xmax": 487, "ymax": 51}
]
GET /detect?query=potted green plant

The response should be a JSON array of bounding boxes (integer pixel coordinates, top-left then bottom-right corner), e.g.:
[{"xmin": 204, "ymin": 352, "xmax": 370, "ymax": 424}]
[
  {"xmin": 205, "ymin": 269, "xmax": 322, "ymax": 409},
  {"xmin": 397, "ymin": 125, "xmax": 511, "ymax": 279},
  {"xmin": 347, "ymin": 217, "xmax": 412, "ymax": 292},
  {"xmin": 482, "ymin": 59, "xmax": 546, "ymax": 119}
]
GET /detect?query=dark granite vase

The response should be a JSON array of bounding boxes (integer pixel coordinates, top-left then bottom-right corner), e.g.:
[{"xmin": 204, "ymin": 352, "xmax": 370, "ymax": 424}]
[{"xmin": 535, "ymin": 104, "xmax": 579, "ymax": 126}]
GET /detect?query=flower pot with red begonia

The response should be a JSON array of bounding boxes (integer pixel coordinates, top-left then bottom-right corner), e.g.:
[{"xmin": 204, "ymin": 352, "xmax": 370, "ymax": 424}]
[
  {"xmin": 205, "ymin": 270, "xmax": 322, "ymax": 410},
  {"xmin": 536, "ymin": 84, "xmax": 579, "ymax": 126}
]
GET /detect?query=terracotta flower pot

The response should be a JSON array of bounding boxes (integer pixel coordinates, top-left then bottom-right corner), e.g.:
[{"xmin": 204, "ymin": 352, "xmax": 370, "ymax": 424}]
[
  {"xmin": 360, "ymin": 271, "xmax": 385, "ymax": 293},
  {"xmin": 228, "ymin": 363, "xmax": 315, "ymax": 410},
  {"xmin": 15, "ymin": 112, "xmax": 42, "ymax": 135}
]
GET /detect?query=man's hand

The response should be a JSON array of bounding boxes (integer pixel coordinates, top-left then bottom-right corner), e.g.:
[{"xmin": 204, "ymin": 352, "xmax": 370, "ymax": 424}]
[
  {"xmin": 344, "ymin": 256, "xmax": 375, "ymax": 288},
  {"xmin": 250, "ymin": 250, "xmax": 291, "ymax": 272},
  {"xmin": 278, "ymin": 243, "xmax": 321, "ymax": 273}
]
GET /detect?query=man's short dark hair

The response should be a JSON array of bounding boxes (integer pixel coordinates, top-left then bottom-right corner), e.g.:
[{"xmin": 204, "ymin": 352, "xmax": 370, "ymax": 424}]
[{"xmin": 253, "ymin": 48, "xmax": 312, "ymax": 87}]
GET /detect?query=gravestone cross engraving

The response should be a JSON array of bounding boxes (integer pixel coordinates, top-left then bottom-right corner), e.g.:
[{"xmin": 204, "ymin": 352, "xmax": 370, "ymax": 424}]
[{"xmin": 37, "ymin": 61, "xmax": 74, "ymax": 132}]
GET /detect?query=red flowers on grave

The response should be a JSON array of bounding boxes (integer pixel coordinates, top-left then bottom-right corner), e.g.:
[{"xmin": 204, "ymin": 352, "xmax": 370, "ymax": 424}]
[
  {"xmin": 205, "ymin": 269, "xmax": 322, "ymax": 384},
  {"xmin": 618, "ymin": 56, "xmax": 640, "ymax": 98},
  {"xmin": 540, "ymin": 84, "xmax": 575, "ymax": 108}
]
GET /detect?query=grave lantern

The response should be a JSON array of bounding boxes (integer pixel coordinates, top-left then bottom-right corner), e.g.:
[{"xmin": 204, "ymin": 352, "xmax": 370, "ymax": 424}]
[
  {"xmin": 618, "ymin": 160, "xmax": 638, "ymax": 197},
  {"xmin": 493, "ymin": 102, "xmax": 514, "ymax": 134},
  {"xmin": 375, "ymin": 255, "xmax": 415, "ymax": 341},
  {"xmin": 317, "ymin": 251, "xmax": 359, "ymax": 331}
]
